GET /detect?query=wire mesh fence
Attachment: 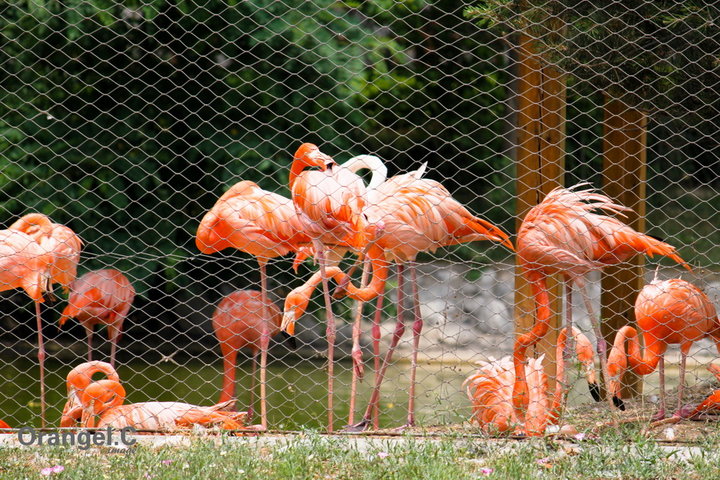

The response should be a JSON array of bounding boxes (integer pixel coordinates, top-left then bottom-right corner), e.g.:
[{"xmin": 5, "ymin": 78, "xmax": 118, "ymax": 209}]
[{"xmin": 1, "ymin": 1, "xmax": 718, "ymax": 434}]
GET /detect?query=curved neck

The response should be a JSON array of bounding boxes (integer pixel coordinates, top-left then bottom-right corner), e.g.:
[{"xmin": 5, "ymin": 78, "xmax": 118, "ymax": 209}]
[
  {"xmin": 81, "ymin": 380, "xmax": 126, "ymax": 427},
  {"xmin": 612, "ymin": 326, "xmax": 665, "ymax": 376},
  {"xmin": 9, "ymin": 213, "xmax": 52, "ymax": 238},
  {"xmin": 342, "ymin": 155, "xmax": 388, "ymax": 191}
]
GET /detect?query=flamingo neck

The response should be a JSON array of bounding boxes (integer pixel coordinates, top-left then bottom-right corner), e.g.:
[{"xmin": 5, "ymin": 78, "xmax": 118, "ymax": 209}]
[
  {"xmin": 342, "ymin": 155, "xmax": 388, "ymax": 191},
  {"xmin": 612, "ymin": 326, "xmax": 664, "ymax": 376}
]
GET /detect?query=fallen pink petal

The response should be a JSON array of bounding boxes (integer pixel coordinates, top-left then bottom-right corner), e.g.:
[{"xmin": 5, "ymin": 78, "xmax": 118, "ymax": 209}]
[
  {"xmin": 480, "ymin": 467, "xmax": 494, "ymax": 475},
  {"xmin": 377, "ymin": 451, "xmax": 390, "ymax": 459},
  {"xmin": 574, "ymin": 433, "xmax": 587, "ymax": 441},
  {"xmin": 161, "ymin": 460, "xmax": 173, "ymax": 465},
  {"xmin": 40, "ymin": 468, "xmax": 53, "ymax": 476},
  {"xmin": 51, "ymin": 465, "xmax": 64, "ymax": 474}
]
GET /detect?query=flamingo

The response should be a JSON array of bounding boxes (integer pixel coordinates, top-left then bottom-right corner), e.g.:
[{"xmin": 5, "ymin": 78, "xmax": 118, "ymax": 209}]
[
  {"xmin": 464, "ymin": 327, "xmax": 597, "ymax": 436},
  {"xmin": 0, "ymin": 227, "xmax": 55, "ymax": 426},
  {"xmin": 196, "ymin": 179, "xmax": 310, "ymax": 430},
  {"xmin": 285, "ymin": 159, "xmax": 514, "ymax": 430},
  {"xmin": 60, "ymin": 360, "xmax": 120, "ymax": 427},
  {"xmin": 0, "ymin": 420, "xmax": 9, "ymax": 429},
  {"xmin": 289, "ymin": 142, "xmax": 373, "ymax": 431},
  {"xmin": 61, "ymin": 361, "xmax": 249, "ymax": 431},
  {"xmin": 607, "ymin": 278, "xmax": 720, "ymax": 419},
  {"xmin": 212, "ymin": 290, "xmax": 282, "ymax": 421},
  {"xmin": 512, "ymin": 184, "xmax": 690, "ymax": 423},
  {"xmin": 676, "ymin": 364, "xmax": 720, "ymax": 420},
  {"xmin": 58, "ymin": 269, "xmax": 135, "ymax": 367}
]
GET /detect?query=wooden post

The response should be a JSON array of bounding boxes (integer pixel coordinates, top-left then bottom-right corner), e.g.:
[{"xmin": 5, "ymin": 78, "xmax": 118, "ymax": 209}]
[
  {"xmin": 601, "ymin": 97, "xmax": 647, "ymax": 398},
  {"xmin": 514, "ymin": 34, "xmax": 565, "ymax": 387}
]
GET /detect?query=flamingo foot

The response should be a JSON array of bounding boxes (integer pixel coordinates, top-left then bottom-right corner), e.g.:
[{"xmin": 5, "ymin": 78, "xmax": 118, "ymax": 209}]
[
  {"xmin": 612, "ymin": 395, "xmax": 626, "ymax": 411},
  {"xmin": 651, "ymin": 409, "xmax": 667, "ymax": 422},
  {"xmin": 343, "ymin": 418, "xmax": 371, "ymax": 432},
  {"xmin": 589, "ymin": 382, "xmax": 602, "ymax": 403},
  {"xmin": 351, "ymin": 348, "xmax": 364, "ymax": 381},
  {"xmin": 392, "ymin": 422, "xmax": 415, "ymax": 433},
  {"xmin": 674, "ymin": 405, "xmax": 696, "ymax": 419}
]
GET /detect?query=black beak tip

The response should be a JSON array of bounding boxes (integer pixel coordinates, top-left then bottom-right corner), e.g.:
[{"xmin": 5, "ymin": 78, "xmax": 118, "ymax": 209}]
[
  {"xmin": 589, "ymin": 382, "xmax": 602, "ymax": 402},
  {"xmin": 281, "ymin": 331, "xmax": 298, "ymax": 350},
  {"xmin": 613, "ymin": 395, "xmax": 626, "ymax": 411}
]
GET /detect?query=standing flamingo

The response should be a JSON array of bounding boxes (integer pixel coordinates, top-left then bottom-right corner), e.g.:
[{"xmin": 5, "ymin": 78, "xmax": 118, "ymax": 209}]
[
  {"xmin": 213, "ymin": 290, "xmax": 282, "ymax": 421},
  {"xmin": 196, "ymin": 180, "xmax": 309, "ymax": 430},
  {"xmin": 0, "ymin": 228, "xmax": 54, "ymax": 427},
  {"xmin": 290, "ymin": 143, "xmax": 372, "ymax": 431},
  {"xmin": 512, "ymin": 184, "xmax": 690, "ymax": 423},
  {"xmin": 464, "ymin": 327, "xmax": 597, "ymax": 436},
  {"xmin": 61, "ymin": 361, "xmax": 249, "ymax": 431},
  {"xmin": 58, "ymin": 269, "xmax": 135, "ymax": 367},
  {"xmin": 285, "ymin": 159, "xmax": 514, "ymax": 430},
  {"xmin": 607, "ymin": 278, "xmax": 720, "ymax": 419},
  {"xmin": 8, "ymin": 213, "xmax": 81, "ymax": 426}
]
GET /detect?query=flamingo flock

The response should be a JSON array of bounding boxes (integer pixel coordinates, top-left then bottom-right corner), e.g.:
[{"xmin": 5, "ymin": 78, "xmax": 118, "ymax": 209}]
[{"xmin": 2, "ymin": 141, "xmax": 718, "ymax": 435}]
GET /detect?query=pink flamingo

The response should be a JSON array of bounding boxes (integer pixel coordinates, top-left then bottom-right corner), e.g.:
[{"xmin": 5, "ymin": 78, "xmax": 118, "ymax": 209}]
[
  {"xmin": 58, "ymin": 269, "xmax": 135, "ymax": 367},
  {"xmin": 212, "ymin": 290, "xmax": 282, "ymax": 421},
  {"xmin": 608, "ymin": 278, "xmax": 720, "ymax": 419},
  {"xmin": 513, "ymin": 184, "xmax": 690, "ymax": 423},
  {"xmin": 196, "ymin": 180, "xmax": 309, "ymax": 430}
]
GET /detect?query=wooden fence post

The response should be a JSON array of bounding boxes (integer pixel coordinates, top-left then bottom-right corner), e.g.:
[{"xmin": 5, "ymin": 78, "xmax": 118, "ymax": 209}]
[
  {"xmin": 514, "ymin": 34, "xmax": 565, "ymax": 386},
  {"xmin": 601, "ymin": 97, "xmax": 648, "ymax": 398}
]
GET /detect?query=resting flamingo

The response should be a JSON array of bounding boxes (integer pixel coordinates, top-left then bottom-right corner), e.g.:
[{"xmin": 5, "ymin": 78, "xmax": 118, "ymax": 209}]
[
  {"xmin": 607, "ymin": 278, "xmax": 720, "ymax": 419},
  {"xmin": 61, "ymin": 361, "xmax": 248, "ymax": 431},
  {"xmin": 58, "ymin": 269, "xmax": 135, "ymax": 367},
  {"xmin": 464, "ymin": 327, "xmax": 597, "ymax": 436},
  {"xmin": 60, "ymin": 360, "xmax": 120, "ymax": 427},
  {"xmin": 513, "ymin": 184, "xmax": 690, "ymax": 423},
  {"xmin": 196, "ymin": 180, "xmax": 310, "ymax": 430},
  {"xmin": 285, "ymin": 159, "xmax": 514, "ymax": 430},
  {"xmin": 213, "ymin": 290, "xmax": 282, "ymax": 421},
  {"xmin": 0, "ymin": 227, "xmax": 54, "ymax": 426}
]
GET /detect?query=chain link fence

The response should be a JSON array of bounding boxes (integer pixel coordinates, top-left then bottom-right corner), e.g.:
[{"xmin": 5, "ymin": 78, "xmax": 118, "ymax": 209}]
[{"xmin": 1, "ymin": 0, "xmax": 718, "ymax": 433}]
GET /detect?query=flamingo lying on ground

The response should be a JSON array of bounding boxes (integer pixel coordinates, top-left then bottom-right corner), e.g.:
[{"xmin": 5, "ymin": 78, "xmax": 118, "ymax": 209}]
[
  {"xmin": 213, "ymin": 290, "xmax": 281, "ymax": 421},
  {"xmin": 58, "ymin": 269, "xmax": 135, "ymax": 367},
  {"xmin": 60, "ymin": 360, "xmax": 121, "ymax": 427},
  {"xmin": 513, "ymin": 184, "xmax": 690, "ymax": 422},
  {"xmin": 197, "ymin": 179, "xmax": 310, "ymax": 430},
  {"xmin": 607, "ymin": 278, "xmax": 720, "ymax": 419},
  {"xmin": 61, "ymin": 361, "xmax": 250, "ymax": 431},
  {"xmin": 464, "ymin": 327, "xmax": 597, "ymax": 436}
]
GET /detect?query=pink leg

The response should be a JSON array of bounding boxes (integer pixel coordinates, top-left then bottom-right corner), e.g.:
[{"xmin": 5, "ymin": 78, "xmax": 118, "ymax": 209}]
[
  {"xmin": 248, "ymin": 349, "xmax": 258, "ymax": 423},
  {"xmin": 86, "ymin": 327, "xmax": 94, "ymax": 363},
  {"xmin": 258, "ymin": 260, "xmax": 271, "ymax": 431},
  {"xmin": 405, "ymin": 262, "xmax": 423, "ymax": 428},
  {"xmin": 348, "ymin": 257, "xmax": 370, "ymax": 425},
  {"xmin": 346, "ymin": 264, "xmax": 405, "ymax": 432},
  {"xmin": 316, "ymin": 242, "xmax": 336, "ymax": 433},
  {"xmin": 371, "ymin": 291, "xmax": 385, "ymax": 430},
  {"xmin": 36, "ymin": 302, "xmax": 46, "ymax": 428},
  {"xmin": 676, "ymin": 351, "xmax": 688, "ymax": 415},
  {"xmin": 653, "ymin": 356, "xmax": 666, "ymax": 421}
]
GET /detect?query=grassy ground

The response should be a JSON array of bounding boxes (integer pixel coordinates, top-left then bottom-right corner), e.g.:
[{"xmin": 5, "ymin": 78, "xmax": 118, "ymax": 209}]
[{"xmin": 2, "ymin": 427, "xmax": 720, "ymax": 480}]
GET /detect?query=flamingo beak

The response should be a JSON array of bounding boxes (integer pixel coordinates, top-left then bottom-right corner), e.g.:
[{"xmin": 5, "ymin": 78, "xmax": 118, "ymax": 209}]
[{"xmin": 281, "ymin": 308, "xmax": 297, "ymax": 336}]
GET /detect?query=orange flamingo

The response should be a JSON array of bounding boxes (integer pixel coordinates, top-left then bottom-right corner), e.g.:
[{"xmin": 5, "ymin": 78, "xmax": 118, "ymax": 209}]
[
  {"xmin": 676, "ymin": 364, "xmax": 720, "ymax": 419},
  {"xmin": 213, "ymin": 290, "xmax": 281, "ymax": 420},
  {"xmin": 0, "ymin": 227, "xmax": 54, "ymax": 426},
  {"xmin": 285, "ymin": 160, "xmax": 514, "ymax": 430},
  {"xmin": 196, "ymin": 180, "xmax": 310, "ymax": 430},
  {"xmin": 60, "ymin": 360, "xmax": 120, "ymax": 427},
  {"xmin": 58, "ymin": 269, "xmax": 135, "ymax": 367},
  {"xmin": 513, "ymin": 184, "xmax": 690, "ymax": 422},
  {"xmin": 607, "ymin": 278, "xmax": 720, "ymax": 419},
  {"xmin": 289, "ymin": 143, "xmax": 373, "ymax": 431},
  {"xmin": 61, "ymin": 361, "xmax": 248, "ymax": 430},
  {"xmin": 464, "ymin": 327, "xmax": 597, "ymax": 436}
]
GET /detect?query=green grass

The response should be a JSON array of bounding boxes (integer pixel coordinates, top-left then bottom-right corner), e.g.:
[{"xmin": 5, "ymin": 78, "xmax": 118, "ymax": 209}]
[{"xmin": 2, "ymin": 430, "xmax": 720, "ymax": 480}]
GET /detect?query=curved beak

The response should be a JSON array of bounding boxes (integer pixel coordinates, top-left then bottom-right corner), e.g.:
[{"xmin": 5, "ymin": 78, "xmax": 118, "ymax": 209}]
[{"xmin": 281, "ymin": 308, "xmax": 297, "ymax": 336}]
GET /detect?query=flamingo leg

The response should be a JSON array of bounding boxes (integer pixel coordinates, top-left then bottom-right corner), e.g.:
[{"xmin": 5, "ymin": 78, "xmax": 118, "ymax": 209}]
[
  {"xmin": 556, "ymin": 282, "xmax": 575, "ymax": 420},
  {"xmin": 402, "ymin": 262, "xmax": 423, "ymax": 428},
  {"xmin": 578, "ymin": 283, "xmax": 615, "ymax": 411},
  {"xmin": 248, "ymin": 349, "xmax": 258, "ymax": 423},
  {"xmin": 348, "ymin": 257, "xmax": 370, "ymax": 425},
  {"xmin": 85, "ymin": 326, "xmax": 94, "ymax": 363},
  {"xmin": 35, "ymin": 302, "xmax": 46, "ymax": 428},
  {"xmin": 653, "ymin": 356, "xmax": 666, "ymax": 421},
  {"xmin": 258, "ymin": 259, "xmax": 271, "ymax": 430},
  {"xmin": 676, "ymin": 350, "xmax": 688, "ymax": 416},
  {"xmin": 371, "ymin": 290, "xmax": 385, "ymax": 430},
  {"xmin": 218, "ymin": 347, "xmax": 238, "ymax": 406},
  {"xmin": 346, "ymin": 264, "xmax": 405, "ymax": 432},
  {"xmin": 316, "ymin": 242, "xmax": 336, "ymax": 433}
]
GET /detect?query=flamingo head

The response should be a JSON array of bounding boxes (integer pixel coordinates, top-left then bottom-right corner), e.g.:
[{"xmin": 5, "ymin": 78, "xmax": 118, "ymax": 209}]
[
  {"xmin": 281, "ymin": 286, "xmax": 314, "ymax": 336},
  {"xmin": 8, "ymin": 213, "xmax": 53, "ymax": 238},
  {"xmin": 80, "ymin": 379, "xmax": 126, "ymax": 428},
  {"xmin": 293, "ymin": 143, "xmax": 332, "ymax": 170},
  {"xmin": 606, "ymin": 352, "xmax": 627, "ymax": 411}
]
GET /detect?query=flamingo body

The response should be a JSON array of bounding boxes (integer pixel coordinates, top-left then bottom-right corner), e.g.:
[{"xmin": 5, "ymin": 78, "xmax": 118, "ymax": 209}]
[{"xmin": 59, "ymin": 269, "xmax": 135, "ymax": 366}]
